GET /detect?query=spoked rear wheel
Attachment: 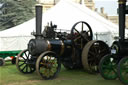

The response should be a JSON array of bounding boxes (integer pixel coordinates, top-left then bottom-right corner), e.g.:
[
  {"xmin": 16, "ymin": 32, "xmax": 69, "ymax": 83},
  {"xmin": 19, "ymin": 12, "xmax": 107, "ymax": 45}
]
[
  {"xmin": 118, "ymin": 57, "xmax": 128, "ymax": 85},
  {"xmin": 36, "ymin": 51, "xmax": 61, "ymax": 80},
  {"xmin": 99, "ymin": 54, "xmax": 118, "ymax": 80},
  {"xmin": 16, "ymin": 49, "xmax": 35, "ymax": 74},
  {"xmin": 82, "ymin": 40, "xmax": 109, "ymax": 74}
]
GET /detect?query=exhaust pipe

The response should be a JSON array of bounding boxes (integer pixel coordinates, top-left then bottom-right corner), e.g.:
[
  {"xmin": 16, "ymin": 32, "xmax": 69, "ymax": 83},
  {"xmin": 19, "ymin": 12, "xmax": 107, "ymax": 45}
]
[
  {"xmin": 35, "ymin": 4, "xmax": 42, "ymax": 39},
  {"xmin": 118, "ymin": 0, "xmax": 126, "ymax": 42}
]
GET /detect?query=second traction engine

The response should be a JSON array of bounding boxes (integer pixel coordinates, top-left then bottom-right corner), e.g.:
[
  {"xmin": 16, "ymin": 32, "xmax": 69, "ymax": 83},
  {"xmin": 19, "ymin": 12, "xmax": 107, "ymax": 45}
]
[{"xmin": 99, "ymin": 0, "xmax": 128, "ymax": 85}]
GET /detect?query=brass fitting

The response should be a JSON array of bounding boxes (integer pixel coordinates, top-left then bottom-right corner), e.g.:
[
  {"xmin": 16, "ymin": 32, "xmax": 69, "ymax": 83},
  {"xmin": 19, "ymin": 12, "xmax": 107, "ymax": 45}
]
[{"xmin": 118, "ymin": 0, "xmax": 126, "ymax": 4}]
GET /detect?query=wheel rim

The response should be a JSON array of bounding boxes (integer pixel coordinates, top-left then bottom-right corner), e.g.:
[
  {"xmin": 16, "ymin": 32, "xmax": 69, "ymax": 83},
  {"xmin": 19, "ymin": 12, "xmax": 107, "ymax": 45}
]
[
  {"xmin": 99, "ymin": 54, "xmax": 118, "ymax": 80},
  {"xmin": 71, "ymin": 21, "xmax": 93, "ymax": 50},
  {"xmin": 82, "ymin": 40, "xmax": 109, "ymax": 74},
  {"xmin": 118, "ymin": 57, "xmax": 128, "ymax": 84},
  {"xmin": 36, "ymin": 51, "xmax": 61, "ymax": 80},
  {"xmin": 16, "ymin": 49, "xmax": 35, "ymax": 74}
]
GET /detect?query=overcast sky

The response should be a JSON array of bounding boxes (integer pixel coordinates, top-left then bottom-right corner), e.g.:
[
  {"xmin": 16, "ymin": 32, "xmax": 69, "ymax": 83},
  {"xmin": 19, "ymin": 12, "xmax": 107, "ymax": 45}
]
[{"xmin": 94, "ymin": 0, "xmax": 118, "ymax": 15}]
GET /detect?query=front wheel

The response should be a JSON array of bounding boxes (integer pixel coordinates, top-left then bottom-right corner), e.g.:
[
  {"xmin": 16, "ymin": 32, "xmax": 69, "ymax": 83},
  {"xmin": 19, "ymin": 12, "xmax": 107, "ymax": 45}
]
[
  {"xmin": 118, "ymin": 57, "xmax": 128, "ymax": 85},
  {"xmin": 16, "ymin": 49, "xmax": 36, "ymax": 74},
  {"xmin": 99, "ymin": 54, "xmax": 118, "ymax": 80},
  {"xmin": 36, "ymin": 51, "xmax": 61, "ymax": 80}
]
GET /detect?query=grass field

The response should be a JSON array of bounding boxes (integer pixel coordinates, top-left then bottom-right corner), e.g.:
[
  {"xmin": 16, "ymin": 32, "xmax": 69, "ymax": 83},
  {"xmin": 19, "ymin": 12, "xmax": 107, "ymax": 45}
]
[{"xmin": 0, "ymin": 62, "xmax": 123, "ymax": 85}]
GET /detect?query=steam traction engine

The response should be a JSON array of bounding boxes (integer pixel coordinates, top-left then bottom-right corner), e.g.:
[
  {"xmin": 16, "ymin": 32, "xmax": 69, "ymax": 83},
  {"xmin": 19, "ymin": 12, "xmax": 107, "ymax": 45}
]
[
  {"xmin": 16, "ymin": 4, "xmax": 109, "ymax": 79},
  {"xmin": 99, "ymin": 0, "xmax": 128, "ymax": 85}
]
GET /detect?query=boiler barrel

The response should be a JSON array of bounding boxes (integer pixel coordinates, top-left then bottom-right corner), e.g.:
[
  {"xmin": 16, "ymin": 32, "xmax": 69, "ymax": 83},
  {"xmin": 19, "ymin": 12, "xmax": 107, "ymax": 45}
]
[
  {"xmin": 48, "ymin": 40, "xmax": 73, "ymax": 57},
  {"xmin": 28, "ymin": 39, "xmax": 72, "ymax": 56}
]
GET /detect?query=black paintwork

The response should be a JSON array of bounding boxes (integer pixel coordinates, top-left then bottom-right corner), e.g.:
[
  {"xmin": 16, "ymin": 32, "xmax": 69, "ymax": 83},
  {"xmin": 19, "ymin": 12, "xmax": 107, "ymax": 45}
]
[{"xmin": 119, "ymin": 0, "xmax": 126, "ymax": 42}]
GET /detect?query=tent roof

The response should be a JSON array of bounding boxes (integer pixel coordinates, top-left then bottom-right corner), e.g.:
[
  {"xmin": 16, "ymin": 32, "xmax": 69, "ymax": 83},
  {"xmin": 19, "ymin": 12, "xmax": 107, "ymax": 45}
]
[
  {"xmin": 43, "ymin": 0, "xmax": 118, "ymax": 33},
  {"xmin": 0, "ymin": 0, "xmax": 118, "ymax": 37},
  {"xmin": 0, "ymin": 18, "xmax": 35, "ymax": 37}
]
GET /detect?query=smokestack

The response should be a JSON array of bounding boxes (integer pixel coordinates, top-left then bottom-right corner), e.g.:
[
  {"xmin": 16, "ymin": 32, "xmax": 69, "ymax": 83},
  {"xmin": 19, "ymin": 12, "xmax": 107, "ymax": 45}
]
[
  {"xmin": 118, "ymin": 0, "xmax": 126, "ymax": 41},
  {"xmin": 80, "ymin": 0, "xmax": 82, "ymax": 4},
  {"xmin": 35, "ymin": 4, "xmax": 42, "ymax": 39},
  {"xmin": 95, "ymin": 8, "xmax": 98, "ymax": 12},
  {"xmin": 100, "ymin": 7, "xmax": 104, "ymax": 14}
]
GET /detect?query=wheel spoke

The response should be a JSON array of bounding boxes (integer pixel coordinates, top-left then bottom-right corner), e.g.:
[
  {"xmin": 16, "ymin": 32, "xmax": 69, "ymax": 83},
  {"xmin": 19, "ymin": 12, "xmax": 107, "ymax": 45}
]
[
  {"xmin": 89, "ymin": 51, "xmax": 95, "ymax": 56},
  {"xmin": 19, "ymin": 59, "xmax": 25, "ymax": 62},
  {"xmin": 112, "ymin": 68, "xmax": 117, "ymax": 74},
  {"xmin": 100, "ymin": 48, "xmax": 107, "ymax": 53},
  {"xmin": 20, "ymin": 56, "xmax": 26, "ymax": 60},
  {"xmin": 29, "ymin": 66, "xmax": 32, "ymax": 72},
  {"xmin": 19, "ymin": 62, "xmax": 25, "ymax": 67},
  {"xmin": 102, "ymin": 65, "xmax": 111, "ymax": 69},
  {"xmin": 93, "ymin": 46, "xmax": 98, "ymax": 54},
  {"xmin": 74, "ymin": 36, "xmax": 81, "ymax": 41},
  {"xmin": 28, "ymin": 53, "xmax": 30, "ymax": 59},
  {"xmin": 26, "ymin": 65, "xmax": 28, "ymax": 72},
  {"xmin": 82, "ymin": 22, "xmax": 84, "ymax": 32},
  {"xmin": 25, "ymin": 52, "xmax": 28, "ymax": 59},
  {"xmin": 21, "ymin": 64, "xmax": 27, "ymax": 72},
  {"xmin": 74, "ymin": 28, "xmax": 81, "ymax": 35}
]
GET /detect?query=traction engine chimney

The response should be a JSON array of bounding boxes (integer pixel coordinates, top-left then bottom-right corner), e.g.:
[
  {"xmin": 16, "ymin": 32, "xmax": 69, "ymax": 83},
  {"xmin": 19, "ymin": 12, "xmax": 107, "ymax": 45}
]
[
  {"xmin": 118, "ymin": 0, "xmax": 126, "ymax": 42},
  {"xmin": 35, "ymin": 4, "xmax": 42, "ymax": 39}
]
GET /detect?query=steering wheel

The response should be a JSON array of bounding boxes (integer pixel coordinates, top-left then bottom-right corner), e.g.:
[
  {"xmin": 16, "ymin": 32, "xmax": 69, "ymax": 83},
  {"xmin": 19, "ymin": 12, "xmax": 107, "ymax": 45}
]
[{"xmin": 71, "ymin": 21, "xmax": 93, "ymax": 50}]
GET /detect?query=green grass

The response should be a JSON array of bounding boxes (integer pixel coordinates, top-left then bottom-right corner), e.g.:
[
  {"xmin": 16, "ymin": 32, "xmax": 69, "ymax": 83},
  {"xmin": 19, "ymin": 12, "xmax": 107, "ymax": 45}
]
[{"xmin": 0, "ymin": 62, "xmax": 123, "ymax": 85}]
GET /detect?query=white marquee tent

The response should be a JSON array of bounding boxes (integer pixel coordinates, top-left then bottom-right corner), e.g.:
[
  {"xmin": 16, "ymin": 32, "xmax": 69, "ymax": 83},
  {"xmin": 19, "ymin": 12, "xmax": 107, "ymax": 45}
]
[{"xmin": 0, "ymin": 0, "xmax": 120, "ymax": 51}]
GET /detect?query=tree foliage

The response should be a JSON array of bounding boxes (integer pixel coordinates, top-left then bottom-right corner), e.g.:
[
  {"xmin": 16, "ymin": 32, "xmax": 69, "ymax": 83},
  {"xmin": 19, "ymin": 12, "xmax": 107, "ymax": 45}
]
[{"xmin": 0, "ymin": 0, "xmax": 36, "ymax": 30}]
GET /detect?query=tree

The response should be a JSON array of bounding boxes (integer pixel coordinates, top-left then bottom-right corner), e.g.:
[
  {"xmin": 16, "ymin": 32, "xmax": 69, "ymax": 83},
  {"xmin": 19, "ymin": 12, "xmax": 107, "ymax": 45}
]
[{"xmin": 0, "ymin": 0, "xmax": 36, "ymax": 30}]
